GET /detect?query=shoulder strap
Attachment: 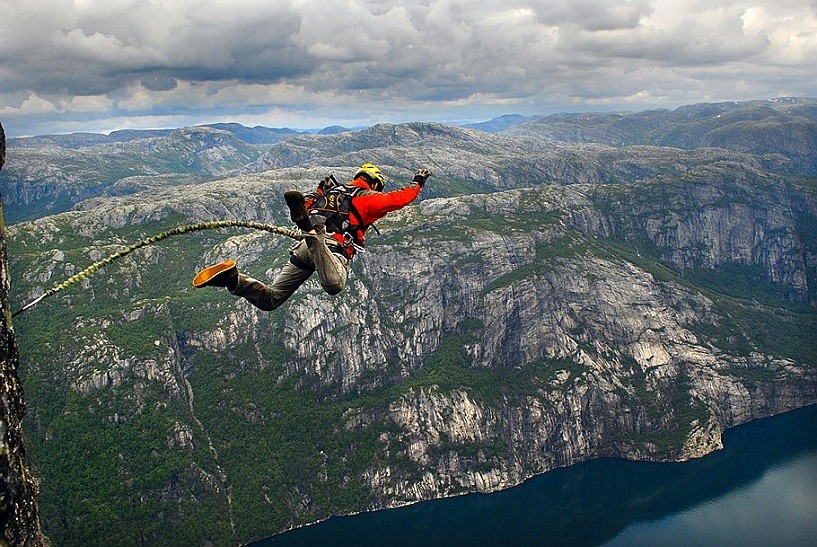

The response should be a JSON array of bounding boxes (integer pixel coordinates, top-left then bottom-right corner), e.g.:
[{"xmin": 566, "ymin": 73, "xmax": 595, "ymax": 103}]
[
  {"xmin": 308, "ymin": 184, "xmax": 370, "ymax": 236},
  {"xmin": 342, "ymin": 185, "xmax": 367, "ymax": 228}
]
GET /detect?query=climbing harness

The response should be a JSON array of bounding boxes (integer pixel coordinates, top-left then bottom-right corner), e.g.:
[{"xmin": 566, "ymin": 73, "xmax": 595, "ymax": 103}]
[
  {"xmin": 308, "ymin": 182, "xmax": 368, "ymax": 237},
  {"xmin": 308, "ymin": 176, "xmax": 381, "ymax": 256},
  {"xmin": 12, "ymin": 220, "xmax": 303, "ymax": 318}
]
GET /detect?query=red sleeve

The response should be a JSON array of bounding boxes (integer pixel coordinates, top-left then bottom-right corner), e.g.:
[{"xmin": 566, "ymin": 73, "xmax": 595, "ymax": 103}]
[{"xmin": 352, "ymin": 184, "xmax": 422, "ymax": 225}]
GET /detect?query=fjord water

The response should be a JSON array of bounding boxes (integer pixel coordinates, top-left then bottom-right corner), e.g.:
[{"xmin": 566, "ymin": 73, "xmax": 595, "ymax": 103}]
[{"xmin": 258, "ymin": 405, "xmax": 817, "ymax": 547}]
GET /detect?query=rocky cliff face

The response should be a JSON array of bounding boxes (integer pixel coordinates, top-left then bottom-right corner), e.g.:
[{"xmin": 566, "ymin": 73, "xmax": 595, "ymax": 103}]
[
  {"xmin": 5, "ymin": 105, "xmax": 817, "ymax": 544},
  {"xmin": 504, "ymin": 98, "xmax": 817, "ymax": 175},
  {"xmin": 0, "ymin": 127, "xmax": 263, "ymax": 223},
  {"xmin": 285, "ymin": 169, "xmax": 816, "ymax": 507},
  {"xmin": 0, "ymin": 121, "xmax": 48, "ymax": 546}
]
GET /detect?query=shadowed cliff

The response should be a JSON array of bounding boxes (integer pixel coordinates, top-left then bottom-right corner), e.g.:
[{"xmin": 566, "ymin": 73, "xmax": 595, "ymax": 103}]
[{"xmin": 0, "ymin": 121, "xmax": 47, "ymax": 546}]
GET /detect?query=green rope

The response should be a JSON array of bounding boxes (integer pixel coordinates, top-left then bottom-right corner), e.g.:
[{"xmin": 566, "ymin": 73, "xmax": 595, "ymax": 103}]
[{"xmin": 12, "ymin": 220, "xmax": 304, "ymax": 318}]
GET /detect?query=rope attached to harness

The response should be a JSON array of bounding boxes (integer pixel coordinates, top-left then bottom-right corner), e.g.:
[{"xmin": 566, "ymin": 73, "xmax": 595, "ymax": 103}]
[{"xmin": 12, "ymin": 220, "xmax": 304, "ymax": 318}]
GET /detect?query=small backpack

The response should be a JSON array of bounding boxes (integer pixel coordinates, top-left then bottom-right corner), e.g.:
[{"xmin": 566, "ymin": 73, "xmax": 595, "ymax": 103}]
[{"xmin": 308, "ymin": 182, "xmax": 367, "ymax": 240}]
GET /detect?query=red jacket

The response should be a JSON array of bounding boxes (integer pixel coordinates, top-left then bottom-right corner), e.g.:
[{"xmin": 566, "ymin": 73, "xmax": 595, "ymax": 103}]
[{"xmin": 306, "ymin": 176, "xmax": 422, "ymax": 256}]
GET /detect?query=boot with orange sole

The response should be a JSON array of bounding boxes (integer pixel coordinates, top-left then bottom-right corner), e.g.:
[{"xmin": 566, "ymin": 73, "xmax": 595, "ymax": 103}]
[{"xmin": 193, "ymin": 259, "xmax": 238, "ymax": 290}]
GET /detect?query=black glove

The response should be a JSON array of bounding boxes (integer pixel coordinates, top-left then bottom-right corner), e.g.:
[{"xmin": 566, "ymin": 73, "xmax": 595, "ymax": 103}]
[
  {"xmin": 413, "ymin": 168, "xmax": 432, "ymax": 187},
  {"xmin": 317, "ymin": 174, "xmax": 337, "ymax": 192}
]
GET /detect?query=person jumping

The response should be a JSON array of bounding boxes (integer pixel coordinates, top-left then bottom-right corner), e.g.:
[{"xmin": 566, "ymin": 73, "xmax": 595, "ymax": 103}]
[{"xmin": 192, "ymin": 163, "xmax": 432, "ymax": 310}]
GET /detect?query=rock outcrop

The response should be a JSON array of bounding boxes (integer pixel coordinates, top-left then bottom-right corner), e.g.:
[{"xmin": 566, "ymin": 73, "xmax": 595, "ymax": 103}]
[{"xmin": 0, "ymin": 120, "xmax": 48, "ymax": 546}]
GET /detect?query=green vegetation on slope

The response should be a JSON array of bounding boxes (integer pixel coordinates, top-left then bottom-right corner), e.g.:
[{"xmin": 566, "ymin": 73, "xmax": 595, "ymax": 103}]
[{"xmin": 8, "ymin": 157, "xmax": 816, "ymax": 544}]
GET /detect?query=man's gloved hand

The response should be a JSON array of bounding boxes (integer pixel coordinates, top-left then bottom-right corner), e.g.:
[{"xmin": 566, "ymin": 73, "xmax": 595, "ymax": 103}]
[
  {"xmin": 413, "ymin": 168, "xmax": 432, "ymax": 187},
  {"xmin": 317, "ymin": 174, "xmax": 337, "ymax": 193}
]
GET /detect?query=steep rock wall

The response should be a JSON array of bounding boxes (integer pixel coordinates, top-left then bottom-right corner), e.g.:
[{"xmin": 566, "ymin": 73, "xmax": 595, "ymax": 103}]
[
  {"xmin": 8, "ymin": 158, "xmax": 817, "ymax": 542},
  {"xmin": 0, "ymin": 121, "xmax": 48, "ymax": 546}
]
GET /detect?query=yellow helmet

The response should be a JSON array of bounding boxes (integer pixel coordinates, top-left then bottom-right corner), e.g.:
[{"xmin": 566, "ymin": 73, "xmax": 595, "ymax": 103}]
[{"xmin": 355, "ymin": 163, "xmax": 385, "ymax": 191}]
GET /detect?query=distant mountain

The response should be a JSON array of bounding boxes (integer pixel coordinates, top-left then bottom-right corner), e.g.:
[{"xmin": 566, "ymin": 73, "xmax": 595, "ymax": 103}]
[
  {"xmin": 237, "ymin": 119, "xmax": 785, "ymax": 201},
  {"xmin": 8, "ymin": 123, "xmax": 305, "ymax": 150},
  {"xmin": 9, "ymin": 99, "xmax": 816, "ymax": 224},
  {"xmin": 9, "ymin": 129, "xmax": 176, "ymax": 149},
  {"xmin": 0, "ymin": 126, "xmax": 264, "ymax": 222},
  {"xmin": 317, "ymin": 125, "xmax": 354, "ymax": 135},
  {"xmin": 463, "ymin": 114, "xmax": 540, "ymax": 132},
  {"xmin": 202, "ymin": 123, "xmax": 304, "ymax": 144},
  {"xmin": 504, "ymin": 97, "xmax": 817, "ymax": 175}
]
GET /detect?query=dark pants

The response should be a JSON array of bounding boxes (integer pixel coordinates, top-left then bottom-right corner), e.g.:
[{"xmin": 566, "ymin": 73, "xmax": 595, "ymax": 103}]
[{"xmin": 231, "ymin": 232, "xmax": 349, "ymax": 310}]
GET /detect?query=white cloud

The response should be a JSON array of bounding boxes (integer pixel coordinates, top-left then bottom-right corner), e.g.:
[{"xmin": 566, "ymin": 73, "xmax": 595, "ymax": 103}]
[
  {"xmin": 0, "ymin": 93, "xmax": 58, "ymax": 116},
  {"xmin": 59, "ymin": 94, "xmax": 114, "ymax": 113},
  {"xmin": 0, "ymin": 92, "xmax": 113, "ymax": 117},
  {"xmin": 742, "ymin": 5, "xmax": 817, "ymax": 62},
  {"xmin": 1, "ymin": 0, "xmax": 816, "ymax": 136},
  {"xmin": 530, "ymin": 0, "xmax": 653, "ymax": 31}
]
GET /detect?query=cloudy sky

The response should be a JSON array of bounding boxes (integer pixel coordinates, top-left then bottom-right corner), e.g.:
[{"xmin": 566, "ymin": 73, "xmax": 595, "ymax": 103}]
[{"xmin": 1, "ymin": 0, "xmax": 816, "ymax": 136}]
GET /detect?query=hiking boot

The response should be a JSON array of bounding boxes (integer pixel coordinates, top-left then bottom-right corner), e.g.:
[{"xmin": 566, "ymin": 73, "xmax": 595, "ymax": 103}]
[
  {"xmin": 284, "ymin": 190, "xmax": 313, "ymax": 231},
  {"xmin": 193, "ymin": 259, "xmax": 238, "ymax": 290}
]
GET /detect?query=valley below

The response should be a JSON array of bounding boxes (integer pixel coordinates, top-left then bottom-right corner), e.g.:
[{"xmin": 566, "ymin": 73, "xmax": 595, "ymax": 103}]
[{"xmin": 2, "ymin": 98, "xmax": 816, "ymax": 545}]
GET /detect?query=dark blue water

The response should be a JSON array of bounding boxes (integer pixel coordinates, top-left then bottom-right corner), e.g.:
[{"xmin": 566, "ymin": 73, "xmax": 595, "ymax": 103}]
[{"xmin": 255, "ymin": 405, "xmax": 817, "ymax": 547}]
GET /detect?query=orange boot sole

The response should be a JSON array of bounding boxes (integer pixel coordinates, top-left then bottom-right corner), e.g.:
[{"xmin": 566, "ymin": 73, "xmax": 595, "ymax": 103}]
[{"xmin": 193, "ymin": 259, "xmax": 237, "ymax": 288}]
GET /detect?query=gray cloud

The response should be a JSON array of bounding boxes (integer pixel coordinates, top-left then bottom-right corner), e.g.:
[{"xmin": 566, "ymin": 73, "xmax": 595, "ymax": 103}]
[
  {"xmin": 141, "ymin": 75, "xmax": 178, "ymax": 92},
  {"xmin": 530, "ymin": 0, "xmax": 654, "ymax": 30},
  {"xmin": 1, "ymin": 0, "xmax": 816, "ymax": 136}
]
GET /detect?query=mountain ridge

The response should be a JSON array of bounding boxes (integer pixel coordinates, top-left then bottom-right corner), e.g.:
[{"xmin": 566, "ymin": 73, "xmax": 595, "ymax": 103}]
[
  {"xmin": 5, "ymin": 97, "xmax": 816, "ymax": 225},
  {"xmin": 3, "ymin": 98, "xmax": 816, "ymax": 544}
]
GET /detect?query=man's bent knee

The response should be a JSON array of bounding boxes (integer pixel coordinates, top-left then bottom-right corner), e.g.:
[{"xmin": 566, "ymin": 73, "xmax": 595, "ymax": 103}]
[{"xmin": 322, "ymin": 280, "xmax": 345, "ymax": 296}]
